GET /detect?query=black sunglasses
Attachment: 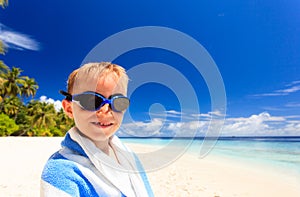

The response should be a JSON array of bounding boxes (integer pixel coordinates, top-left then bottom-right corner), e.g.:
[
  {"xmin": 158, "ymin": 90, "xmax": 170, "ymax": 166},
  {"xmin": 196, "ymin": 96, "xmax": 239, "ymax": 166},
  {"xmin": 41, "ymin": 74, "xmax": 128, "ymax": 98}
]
[{"xmin": 60, "ymin": 90, "xmax": 130, "ymax": 112}]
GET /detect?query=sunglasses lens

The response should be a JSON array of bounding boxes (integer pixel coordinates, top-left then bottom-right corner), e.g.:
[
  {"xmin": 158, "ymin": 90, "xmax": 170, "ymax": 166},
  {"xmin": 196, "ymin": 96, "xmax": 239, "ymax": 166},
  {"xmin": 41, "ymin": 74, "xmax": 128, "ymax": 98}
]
[
  {"xmin": 73, "ymin": 94, "xmax": 103, "ymax": 111},
  {"xmin": 73, "ymin": 92, "xmax": 129, "ymax": 112},
  {"xmin": 113, "ymin": 97, "xmax": 130, "ymax": 112}
]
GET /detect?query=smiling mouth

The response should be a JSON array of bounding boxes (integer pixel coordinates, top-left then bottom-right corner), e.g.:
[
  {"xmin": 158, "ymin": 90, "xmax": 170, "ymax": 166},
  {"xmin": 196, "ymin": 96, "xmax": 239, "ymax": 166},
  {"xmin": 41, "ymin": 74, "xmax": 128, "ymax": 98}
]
[{"xmin": 92, "ymin": 122, "xmax": 113, "ymax": 127}]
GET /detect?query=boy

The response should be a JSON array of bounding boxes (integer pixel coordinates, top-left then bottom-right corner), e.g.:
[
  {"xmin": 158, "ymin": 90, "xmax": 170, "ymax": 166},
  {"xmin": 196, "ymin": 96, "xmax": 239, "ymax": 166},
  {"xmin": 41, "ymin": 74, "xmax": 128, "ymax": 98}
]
[{"xmin": 40, "ymin": 62, "xmax": 153, "ymax": 197}]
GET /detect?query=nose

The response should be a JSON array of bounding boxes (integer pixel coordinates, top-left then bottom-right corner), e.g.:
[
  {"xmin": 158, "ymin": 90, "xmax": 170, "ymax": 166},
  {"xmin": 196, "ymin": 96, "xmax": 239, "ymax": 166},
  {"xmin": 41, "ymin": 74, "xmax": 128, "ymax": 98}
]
[{"xmin": 96, "ymin": 103, "xmax": 111, "ymax": 114}]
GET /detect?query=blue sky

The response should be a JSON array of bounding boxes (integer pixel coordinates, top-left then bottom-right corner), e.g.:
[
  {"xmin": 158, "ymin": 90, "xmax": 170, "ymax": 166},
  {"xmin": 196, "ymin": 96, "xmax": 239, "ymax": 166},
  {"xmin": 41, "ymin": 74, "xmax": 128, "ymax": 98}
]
[{"xmin": 0, "ymin": 0, "xmax": 299, "ymax": 136}]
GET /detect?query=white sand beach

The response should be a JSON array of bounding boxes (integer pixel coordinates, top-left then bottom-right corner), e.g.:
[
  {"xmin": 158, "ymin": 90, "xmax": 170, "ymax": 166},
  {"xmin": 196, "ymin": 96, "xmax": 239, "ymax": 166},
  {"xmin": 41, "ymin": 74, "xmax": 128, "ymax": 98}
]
[{"xmin": 0, "ymin": 137, "xmax": 299, "ymax": 197}]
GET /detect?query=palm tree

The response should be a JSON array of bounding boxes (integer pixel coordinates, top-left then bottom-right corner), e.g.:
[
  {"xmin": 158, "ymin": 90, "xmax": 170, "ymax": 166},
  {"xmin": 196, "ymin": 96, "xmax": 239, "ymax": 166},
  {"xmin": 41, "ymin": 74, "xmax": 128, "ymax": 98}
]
[
  {"xmin": 20, "ymin": 77, "xmax": 39, "ymax": 99},
  {"xmin": 1, "ymin": 96, "xmax": 22, "ymax": 117},
  {"xmin": 13, "ymin": 105, "xmax": 31, "ymax": 136},
  {"xmin": 0, "ymin": 61, "xmax": 9, "ymax": 73},
  {"xmin": 0, "ymin": 0, "xmax": 8, "ymax": 54},
  {"xmin": 0, "ymin": 67, "xmax": 27, "ymax": 99},
  {"xmin": 0, "ymin": 63, "xmax": 8, "ymax": 102},
  {"xmin": 0, "ymin": 78, "xmax": 4, "ymax": 102},
  {"xmin": 0, "ymin": 61, "xmax": 9, "ymax": 101},
  {"xmin": 0, "ymin": 0, "xmax": 8, "ymax": 8},
  {"xmin": 0, "ymin": 42, "xmax": 6, "ymax": 55},
  {"xmin": 55, "ymin": 108, "xmax": 74, "ymax": 132},
  {"xmin": 27, "ymin": 100, "xmax": 56, "ymax": 130}
]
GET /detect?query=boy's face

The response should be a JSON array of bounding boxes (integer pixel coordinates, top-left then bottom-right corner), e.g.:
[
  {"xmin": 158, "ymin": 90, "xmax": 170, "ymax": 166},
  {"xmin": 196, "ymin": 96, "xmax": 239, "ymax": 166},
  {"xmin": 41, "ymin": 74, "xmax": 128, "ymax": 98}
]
[{"xmin": 63, "ymin": 72, "xmax": 127, "ymax": 144}]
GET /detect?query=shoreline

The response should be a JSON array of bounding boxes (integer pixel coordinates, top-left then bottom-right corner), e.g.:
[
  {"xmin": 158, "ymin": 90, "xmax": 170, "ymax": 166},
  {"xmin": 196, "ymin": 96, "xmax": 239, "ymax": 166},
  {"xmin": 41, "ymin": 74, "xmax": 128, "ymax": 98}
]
[
  {"xmin": 0, "ymin": 137, "xmax": 299, "ymax": 196},
  {"xmin": 127, "ymin": 143, "xmax": 300, "ymax": 197}
]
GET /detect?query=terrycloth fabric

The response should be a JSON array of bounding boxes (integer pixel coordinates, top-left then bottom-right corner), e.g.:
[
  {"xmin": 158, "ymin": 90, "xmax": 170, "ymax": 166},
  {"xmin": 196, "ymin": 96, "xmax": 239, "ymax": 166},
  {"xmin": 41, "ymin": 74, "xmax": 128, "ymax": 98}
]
[{"xmin": 40, "ymin": 127, "xmax": 154, "ymax": 197}]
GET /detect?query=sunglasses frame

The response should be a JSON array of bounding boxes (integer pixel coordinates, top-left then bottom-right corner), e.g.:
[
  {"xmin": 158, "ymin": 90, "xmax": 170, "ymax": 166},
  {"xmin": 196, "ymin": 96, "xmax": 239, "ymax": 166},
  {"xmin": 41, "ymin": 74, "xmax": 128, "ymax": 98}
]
[{"xmin": 59, "ymin": 90, "xmax": 130, "ymax": 112}]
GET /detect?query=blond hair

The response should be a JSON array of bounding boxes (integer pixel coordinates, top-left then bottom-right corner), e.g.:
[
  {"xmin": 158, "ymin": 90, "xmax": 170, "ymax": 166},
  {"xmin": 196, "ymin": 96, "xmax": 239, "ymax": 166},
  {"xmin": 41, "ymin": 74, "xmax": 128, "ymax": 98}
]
[{"xmin": 66, "ymin": 62, "xmax": 129, "ymax": 94}]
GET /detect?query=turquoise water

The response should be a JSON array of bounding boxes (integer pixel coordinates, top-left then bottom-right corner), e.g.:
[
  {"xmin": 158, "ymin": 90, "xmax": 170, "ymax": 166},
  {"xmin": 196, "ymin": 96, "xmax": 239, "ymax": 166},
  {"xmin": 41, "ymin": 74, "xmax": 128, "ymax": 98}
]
[{"xmin": 123, "ymin": 137, "xmax": 300, "ymax": 178}]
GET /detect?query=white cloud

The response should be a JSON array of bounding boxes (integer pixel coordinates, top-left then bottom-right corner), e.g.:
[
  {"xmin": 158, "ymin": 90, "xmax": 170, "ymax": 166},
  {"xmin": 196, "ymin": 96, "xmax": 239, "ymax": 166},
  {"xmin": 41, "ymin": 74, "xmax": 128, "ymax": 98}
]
[
  {"xmin": 119, "ymin": 111, "xmax": 300, "ymax": 137},
  {"xmin": 219, "ymin": 112, "xmax": 299, "ymax": 136},
  {"xmin": 167, "ymin": 110, "xmax": 181, "ymax": 115},
  {"xmin": 0, "ymin": 23, "xmax": 40, "ymax": 51},
  {"xmin": 166, "ymin": 121, "xmax": 208, "ymax": 137},
  {"xmin": 275, "ymin": 85, "xmax": 300, "ymax": 94},
  {"xmin": 119, "ymin": 118, "xmax": 164, "ymax": 137},
  {"xmin": 287, "ymin": 80, "xmax": 300, "ymax": 86},
  {"xmin": 285, "ymin": 102, "xmax": 300, "ymax": 108},
  {"xmin": 285, "ymin": 115, "xmax": 300, "ymax": 119},
  {"xmin": 149, "ymin": 110, "xmax": 225, "ymax": 122},
  {"xmin": 40, "ymin": 96, "xmax": 62, "ymax": 112},
  {"xmin": 251, "ymin": 80, "xmax": 300, "ymax": 97}
]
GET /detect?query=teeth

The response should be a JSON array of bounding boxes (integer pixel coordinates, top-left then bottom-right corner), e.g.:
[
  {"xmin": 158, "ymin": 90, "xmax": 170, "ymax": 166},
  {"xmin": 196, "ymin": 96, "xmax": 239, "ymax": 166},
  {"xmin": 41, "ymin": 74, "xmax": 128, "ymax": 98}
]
[{"xmin": 95, "ymin": 122, "xmax": 111, "ymax": 126}]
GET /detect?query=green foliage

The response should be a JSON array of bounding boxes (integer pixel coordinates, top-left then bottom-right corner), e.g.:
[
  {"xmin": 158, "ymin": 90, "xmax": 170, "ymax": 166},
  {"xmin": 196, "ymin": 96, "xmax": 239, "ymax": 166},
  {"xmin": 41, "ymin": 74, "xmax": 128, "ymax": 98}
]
[
  {"xmin": 0, "ymin": 113, "xmax": 19, "ymax": 136},
  {"xmin": 50, "ymin": 126, "xmax": 66, "ymax": 137},
  {"xmin": 0, "ymin": 42, "xmax": 6, "ymax": 55},
  {"xmin": 21, "ymin": 77, "xmax": 38, "ymax": 98},
  {"xmin": 27, "ymin": 127, "xmax": 52, "ymax": 137},
  {"xmin": 27, "ymin": 100, "xmax": 56, "ymax": 129},
  {"xmin": 55, "ymin": 108, "xmax": 74, "ymax": 132},
  {"xmin": 0, "ymin": 3, "xmax": 70, "ymax": 136},
  {"xmin": 1, "ymin": 96, "xmax": 23, "ymax": 117},
  {"xmin": 0, "ymin": 0, "xmax": 8, "ymax": 9},
  {"xmin": 0, "ymin": 67, "xmax": 28, "ymax": 98},
  {"xmin": 0, "ymin": 65, "xmax": 73, "ymax": 137},
  {"xmin": 0, "ymin": 61, "xmax": 9, "ymax": 73},
  {"xmin": 13, "ymin": 108, "xmax": 32, "ymax": 136}
]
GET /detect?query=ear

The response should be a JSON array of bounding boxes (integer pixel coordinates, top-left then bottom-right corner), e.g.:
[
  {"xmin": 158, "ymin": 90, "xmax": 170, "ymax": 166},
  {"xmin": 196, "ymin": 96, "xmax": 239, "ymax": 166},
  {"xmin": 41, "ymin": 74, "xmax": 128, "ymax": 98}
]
[{"xmin": 62, "ymin": 99, "xmax": 74, "ymax": 119}]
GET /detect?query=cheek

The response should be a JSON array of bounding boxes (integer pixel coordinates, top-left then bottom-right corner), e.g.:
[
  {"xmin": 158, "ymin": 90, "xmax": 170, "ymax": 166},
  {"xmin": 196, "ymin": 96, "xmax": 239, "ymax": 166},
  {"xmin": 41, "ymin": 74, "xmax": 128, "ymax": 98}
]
[
  {"xmin": 72, "ymin": 112, "xmax": 84, "ymax": 127},
  {"xmin": 114, "ymin": 112, "xmax": 124, "ymax": 124},
  {"xmin": 72, "ymin": 106, "xmax": 89, "ymax": 123}
]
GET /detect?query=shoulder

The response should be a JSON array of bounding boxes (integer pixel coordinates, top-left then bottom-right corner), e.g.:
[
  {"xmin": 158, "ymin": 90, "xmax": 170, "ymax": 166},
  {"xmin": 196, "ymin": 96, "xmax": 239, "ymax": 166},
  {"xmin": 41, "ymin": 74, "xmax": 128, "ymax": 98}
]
[
  {"xmin": 41, "ymin": 151, "xmax": 78, "ymax": 187},
  {"xmin": 42, "ymin": 151, "xmax": 76, "ymax": 175},
  {"xmin": 41, "ymin": 151, "xmax": 98, "ymax": 197}
]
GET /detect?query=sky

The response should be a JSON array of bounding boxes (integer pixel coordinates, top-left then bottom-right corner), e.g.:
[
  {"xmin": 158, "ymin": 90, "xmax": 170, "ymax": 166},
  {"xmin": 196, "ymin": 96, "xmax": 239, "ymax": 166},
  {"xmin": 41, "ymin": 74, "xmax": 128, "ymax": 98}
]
[{"xmin": 0, "ymin": 0, "xmax": 299, "ymax": 137}]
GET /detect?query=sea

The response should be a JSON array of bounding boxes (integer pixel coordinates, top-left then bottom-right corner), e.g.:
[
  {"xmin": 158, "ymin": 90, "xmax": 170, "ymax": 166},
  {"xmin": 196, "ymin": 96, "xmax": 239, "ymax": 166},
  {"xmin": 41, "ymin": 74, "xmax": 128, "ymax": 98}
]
[{"xmin": 122, "ymin": 136, "xmax": 300, "ymax": 179}]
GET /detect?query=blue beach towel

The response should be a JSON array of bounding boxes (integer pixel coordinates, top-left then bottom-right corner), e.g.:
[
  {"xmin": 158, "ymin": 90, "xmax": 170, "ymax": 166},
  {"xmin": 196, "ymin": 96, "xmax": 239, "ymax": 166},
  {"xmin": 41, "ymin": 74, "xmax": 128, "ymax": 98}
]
[{"xmin": 40, "ymin": 127, "xmax": 154, "ymax": 197}]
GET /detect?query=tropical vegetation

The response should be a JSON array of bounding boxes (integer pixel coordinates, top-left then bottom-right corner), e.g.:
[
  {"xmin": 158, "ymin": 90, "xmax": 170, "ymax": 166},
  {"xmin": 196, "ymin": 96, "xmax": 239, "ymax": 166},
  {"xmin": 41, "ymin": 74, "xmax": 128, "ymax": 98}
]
[
  {"xmin": 0, "ymin": 0, "xmax": 8, "ymax": 9},
  {"xmin": 0, "ymin": 65, "xmax": 74, "ymax": 136},
  {"xmin": 0, "ymin": 0, "xmax": 74, "ymax": 136}
]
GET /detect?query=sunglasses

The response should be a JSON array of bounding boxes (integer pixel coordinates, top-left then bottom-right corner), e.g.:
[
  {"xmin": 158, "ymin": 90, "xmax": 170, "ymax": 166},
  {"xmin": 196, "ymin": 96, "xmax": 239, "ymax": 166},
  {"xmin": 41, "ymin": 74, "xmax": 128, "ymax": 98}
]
[{"xmin": 60, "ymin": 90, "xmax": 130, "ymax": 112}]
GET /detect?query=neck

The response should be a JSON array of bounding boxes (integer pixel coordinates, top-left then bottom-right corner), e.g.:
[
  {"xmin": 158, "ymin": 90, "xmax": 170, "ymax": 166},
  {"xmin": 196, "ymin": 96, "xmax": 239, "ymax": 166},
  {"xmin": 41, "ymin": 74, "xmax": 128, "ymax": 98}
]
[
  {"xmin": 75, "ymin": 127, "xmax": 111, "ymax": 154},
  {"xmin": 94, "ymin": 140, "xmax": 110, "ymax": 154}
]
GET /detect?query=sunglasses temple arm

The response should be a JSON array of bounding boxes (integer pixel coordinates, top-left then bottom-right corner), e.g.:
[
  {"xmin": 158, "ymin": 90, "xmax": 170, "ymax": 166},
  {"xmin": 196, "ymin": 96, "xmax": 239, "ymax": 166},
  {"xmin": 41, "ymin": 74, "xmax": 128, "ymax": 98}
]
[{"xmin": 59, "ymin": 90, "xmax": 72, "ymax": 101}]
